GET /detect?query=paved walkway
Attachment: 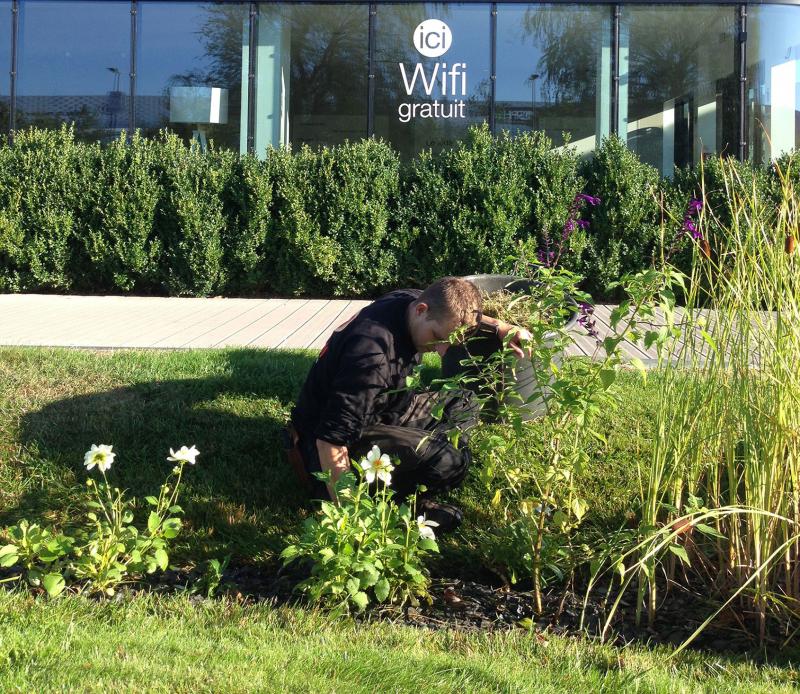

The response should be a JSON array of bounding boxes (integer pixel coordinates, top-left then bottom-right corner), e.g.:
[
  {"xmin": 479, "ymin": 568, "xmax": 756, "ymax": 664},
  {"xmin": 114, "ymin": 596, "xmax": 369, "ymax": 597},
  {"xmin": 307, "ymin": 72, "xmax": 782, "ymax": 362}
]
[{"xmin": 0, "ymin": 293, "xmax": 661, "ymax": 361}]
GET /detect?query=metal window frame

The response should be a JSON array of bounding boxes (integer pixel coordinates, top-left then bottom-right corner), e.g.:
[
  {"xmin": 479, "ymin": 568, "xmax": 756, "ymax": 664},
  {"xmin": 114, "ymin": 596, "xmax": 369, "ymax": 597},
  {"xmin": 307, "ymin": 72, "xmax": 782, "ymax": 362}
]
[
  {"xmin": 129, "ymin": 0, "xmax": 137, "ymax": 136},
  {"xmin": 8, "ymin": 0, "xmax": 18, "ymax": 140}
]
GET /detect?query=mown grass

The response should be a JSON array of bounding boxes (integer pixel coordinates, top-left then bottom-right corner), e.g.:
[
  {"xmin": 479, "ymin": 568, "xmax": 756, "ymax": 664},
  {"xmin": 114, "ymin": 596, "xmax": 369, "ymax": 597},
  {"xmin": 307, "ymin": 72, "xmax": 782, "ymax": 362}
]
[
  {"xmin": 1, "ymin": 590, "xmax": 799, "ymax": 693},
  {"xmin": 2, "ymin": 346, "xmax": 798, "ymax": 691},
  {"xmin": 0, "ymin": 347, "xmax": 656, "ymax": 571}
]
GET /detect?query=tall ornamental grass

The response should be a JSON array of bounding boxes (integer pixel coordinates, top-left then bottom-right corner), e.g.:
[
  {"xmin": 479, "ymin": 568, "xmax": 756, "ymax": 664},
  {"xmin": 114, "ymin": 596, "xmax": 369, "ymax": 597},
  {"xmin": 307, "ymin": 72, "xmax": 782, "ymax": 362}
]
[{"xmin": 635, "ymin": 155, "xmax": 800, "ymax": 645}]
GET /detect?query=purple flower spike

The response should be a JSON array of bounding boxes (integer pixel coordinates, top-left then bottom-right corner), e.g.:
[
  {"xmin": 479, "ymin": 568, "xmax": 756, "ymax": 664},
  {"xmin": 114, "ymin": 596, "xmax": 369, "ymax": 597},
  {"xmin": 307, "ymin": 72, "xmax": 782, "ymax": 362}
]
[
  {"xmin": 577, "ymin": 219, "xmax": 590, "ymax": 229},
  {"xmin": 688, "ymin": 199, "xmax": 703, "ymax": 215},
  {"xmin": 537, "ymin": 249, "xmax": 555, "ymax": 267},
  {"xmin": 577, "ymin": 193, "xmax": 600, "ymax": 206}
]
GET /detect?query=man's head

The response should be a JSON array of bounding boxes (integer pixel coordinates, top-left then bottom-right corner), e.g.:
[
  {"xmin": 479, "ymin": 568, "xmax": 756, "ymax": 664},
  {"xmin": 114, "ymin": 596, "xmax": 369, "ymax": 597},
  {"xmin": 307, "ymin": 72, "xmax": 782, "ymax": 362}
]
[{"xmin": 407, "ymin": 277, "xmax": 482, "ymax": 355}]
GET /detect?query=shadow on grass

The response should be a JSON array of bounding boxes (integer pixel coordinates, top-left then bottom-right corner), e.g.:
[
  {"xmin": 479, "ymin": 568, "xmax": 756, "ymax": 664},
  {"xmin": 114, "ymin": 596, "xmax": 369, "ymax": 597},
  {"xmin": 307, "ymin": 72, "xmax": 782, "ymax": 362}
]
[{"xmin": 4, "ymin": 349, "xmax": 317, "ymax": 562}]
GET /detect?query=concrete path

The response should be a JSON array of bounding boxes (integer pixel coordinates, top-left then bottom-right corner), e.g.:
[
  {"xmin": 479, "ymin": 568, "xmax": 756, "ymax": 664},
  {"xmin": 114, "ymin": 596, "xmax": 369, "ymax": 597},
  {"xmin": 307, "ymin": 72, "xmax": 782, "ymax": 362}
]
[
  {"xmin": 0, "ymin": 294, "xmax": 372, "ymax": 350},
  {"xmin": 0, "ymin": 293, "xmax": 667, "ymax": 361}
]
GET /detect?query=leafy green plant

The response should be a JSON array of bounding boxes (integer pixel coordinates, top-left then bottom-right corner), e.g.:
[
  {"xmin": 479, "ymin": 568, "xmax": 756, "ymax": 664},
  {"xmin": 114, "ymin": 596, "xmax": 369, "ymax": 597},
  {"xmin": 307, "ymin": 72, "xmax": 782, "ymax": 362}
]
[
  {"xmin": 281, "ymin": 446, "xmax": 438, "ymax": 614},
  {"xmin": 192, "ymin": 555, "xmax": 232, "ymax": 599},
  {"xmin": 438, "ymin": 260, "xmax": 670, "ymax": 613},
  {"xmin": 0, "ymin": 443, "xmax": 198, "ymax": 597}
]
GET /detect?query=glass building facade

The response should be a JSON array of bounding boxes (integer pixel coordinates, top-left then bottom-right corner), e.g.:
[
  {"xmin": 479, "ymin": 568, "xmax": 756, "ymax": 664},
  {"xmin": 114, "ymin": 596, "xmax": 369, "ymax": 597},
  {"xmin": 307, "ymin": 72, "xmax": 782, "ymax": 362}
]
[{"xmin": 2, "ymin": 1, "xmax": 800, "ymax": 169}]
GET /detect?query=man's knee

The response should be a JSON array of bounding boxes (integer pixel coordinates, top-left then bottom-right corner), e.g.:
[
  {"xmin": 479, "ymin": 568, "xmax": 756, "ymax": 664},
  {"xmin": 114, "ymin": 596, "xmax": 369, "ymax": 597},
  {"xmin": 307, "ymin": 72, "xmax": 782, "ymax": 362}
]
[{"xmin": 428, "ymin": 441, "xmax": 471, "ymax": 491}]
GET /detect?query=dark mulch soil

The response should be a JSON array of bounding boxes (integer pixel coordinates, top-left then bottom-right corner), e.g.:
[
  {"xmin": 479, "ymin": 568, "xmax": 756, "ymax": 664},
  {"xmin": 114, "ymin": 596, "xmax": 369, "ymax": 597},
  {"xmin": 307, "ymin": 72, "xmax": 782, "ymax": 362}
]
[{"xmin": 199, "ymin": 562, "xmax": 795, "ymax": 656}]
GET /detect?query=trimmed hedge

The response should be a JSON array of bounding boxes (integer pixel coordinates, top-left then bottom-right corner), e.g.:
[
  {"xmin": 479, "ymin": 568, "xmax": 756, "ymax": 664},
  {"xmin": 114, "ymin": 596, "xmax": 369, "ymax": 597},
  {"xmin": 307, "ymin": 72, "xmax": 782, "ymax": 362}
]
[{"xmin": 0, "ymin": 124, "xmax": 786, "ymax": 299}]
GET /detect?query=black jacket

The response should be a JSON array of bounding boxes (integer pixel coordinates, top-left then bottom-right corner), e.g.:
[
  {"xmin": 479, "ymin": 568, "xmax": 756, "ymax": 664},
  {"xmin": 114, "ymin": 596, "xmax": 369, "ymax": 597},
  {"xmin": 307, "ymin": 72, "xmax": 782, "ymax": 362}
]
[{"xmin": 291, "ymin": 289, "xmax": 422, "ymax": 446}]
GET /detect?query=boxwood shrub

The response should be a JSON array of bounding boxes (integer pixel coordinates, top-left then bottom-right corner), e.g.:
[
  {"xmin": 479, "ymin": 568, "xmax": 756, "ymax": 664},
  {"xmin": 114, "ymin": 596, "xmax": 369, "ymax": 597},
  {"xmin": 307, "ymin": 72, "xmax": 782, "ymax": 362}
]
[{"xmin": 0, "ymin": 125, "xmax": 786, "ymax": 299}]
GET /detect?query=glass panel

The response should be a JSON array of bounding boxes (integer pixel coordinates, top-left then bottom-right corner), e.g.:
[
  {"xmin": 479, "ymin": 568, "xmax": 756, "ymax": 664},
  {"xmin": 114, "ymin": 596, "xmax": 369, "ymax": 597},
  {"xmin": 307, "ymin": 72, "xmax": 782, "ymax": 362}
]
[
  {"xmin": 15, "ymin": 0, "xmax": 129, "ymax": 141},
  {"xmin": 374, "ymin": 3, "xmax": 491, "ymax": 158},
  {"xmin": 0, "ymin": 1, "xmax": 10, "ymax": 136},
  {"xmin": 252, "ymin": 4, "xmax": 368, "ymax": 153},
  {"xmin": 496, "ymin": 4, "xmax": 610, "ymax": 157},
  {"xmin": 137, "ymin": 2, "xmax": 247, "ymax": 152},
  {"xmin": 747, "ymin": 6, "xmax": 800, "ymax": 165},
  {"xmin": 621, "ymin": 6, "xmax": 737, "ymax": 175}
]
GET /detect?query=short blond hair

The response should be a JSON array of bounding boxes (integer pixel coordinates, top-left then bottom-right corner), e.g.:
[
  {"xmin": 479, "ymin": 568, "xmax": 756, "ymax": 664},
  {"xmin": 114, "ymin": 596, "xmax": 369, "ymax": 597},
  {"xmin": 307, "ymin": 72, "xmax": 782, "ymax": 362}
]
[{"xmin": 415, "ymin": 277, "xmax": 482, "ymax": 326}]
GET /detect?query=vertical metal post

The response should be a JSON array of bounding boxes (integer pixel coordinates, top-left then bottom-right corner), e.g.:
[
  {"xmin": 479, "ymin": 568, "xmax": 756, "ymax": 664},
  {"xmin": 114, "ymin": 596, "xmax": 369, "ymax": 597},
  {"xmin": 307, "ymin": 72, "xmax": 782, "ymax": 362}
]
[
  {"xmin": 129, "ymin": 1, "xmax": 137, "ymax": 136},
  {"xmin": 611, "ymin": 5, "xmax": 620, "ymax": 138},
  {"xmin": 489, "ymin": 3, "xmax": 497, "ymax": 134},
  {"xmin": 737, "ymin": 4, "xmax": 748, "ymax": 162},
  {"xmin": 247, "ymin": 2, "xmax": 257, "ymax": 154},
  {"xmin": 9, "ymin": 0, "xmax": 18, "ymax": 141},
  {"xmin": 367, "ymin": 3, "xmax": 376, "ymax": 137}
]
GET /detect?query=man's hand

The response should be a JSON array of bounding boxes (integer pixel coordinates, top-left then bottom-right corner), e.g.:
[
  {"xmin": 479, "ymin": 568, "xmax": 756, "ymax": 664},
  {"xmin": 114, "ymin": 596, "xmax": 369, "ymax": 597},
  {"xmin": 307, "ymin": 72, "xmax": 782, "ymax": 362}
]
[
  {"xmin": 316, "ymin": 439, "xmax": 350, "ymax": 501},
  {"xmin": 479, "ymin": 316, "xmax": 533, "ymax": 358}
]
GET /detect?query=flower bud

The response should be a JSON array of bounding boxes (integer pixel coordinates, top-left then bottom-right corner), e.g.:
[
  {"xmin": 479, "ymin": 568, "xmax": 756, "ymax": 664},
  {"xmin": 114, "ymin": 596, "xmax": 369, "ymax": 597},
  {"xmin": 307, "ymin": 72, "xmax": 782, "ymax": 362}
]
[{"xmin": 700, "ymin": 239, "xmax": 711, "ymax": 259}]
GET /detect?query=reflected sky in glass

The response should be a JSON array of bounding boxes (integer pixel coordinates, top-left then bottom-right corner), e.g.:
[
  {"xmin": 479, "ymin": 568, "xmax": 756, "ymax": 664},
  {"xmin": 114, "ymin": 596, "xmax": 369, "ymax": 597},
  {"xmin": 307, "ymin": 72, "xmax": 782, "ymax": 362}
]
[{"xmin": 17, "ymin": 1, "xmax": 128, "ymax": 95}]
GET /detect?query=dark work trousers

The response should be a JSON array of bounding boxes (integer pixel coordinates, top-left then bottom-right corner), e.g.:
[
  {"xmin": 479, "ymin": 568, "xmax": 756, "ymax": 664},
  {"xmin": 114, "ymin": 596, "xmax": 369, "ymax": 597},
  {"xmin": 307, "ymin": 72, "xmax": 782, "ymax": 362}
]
[{"xmin": 298, "ymin": 388, "xmax": 480, "ymax": 501}]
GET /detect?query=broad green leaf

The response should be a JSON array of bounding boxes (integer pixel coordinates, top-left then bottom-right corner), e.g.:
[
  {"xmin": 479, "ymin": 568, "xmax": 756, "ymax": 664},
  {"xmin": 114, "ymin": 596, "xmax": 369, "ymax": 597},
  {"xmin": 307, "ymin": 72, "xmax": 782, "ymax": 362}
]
[
  {"xmin": 358, "ymin": 565, "xmax": 380, "ymax": 589},
  {"xmin": 418, "ymin": 538, "xmax": 438, "ymax": 553},
  {"xmin": 0, "ymin": 545, "xmax": 18, "ymax": 567},
  {"xmin": 145, "ymin": 496, "xmax": 159, "ymax": 506},
  {"xmin": 42, "ymin": 573, "xmax": 65, "ymax": 598},
  {"xmin": 374, "ymin": 577, "xmax": 390, "ymax": 602},
  {"xmin": 599, "ymin": 369, "xmax": 616, "ymax": 389},
  {"xmin": 346, "ymin": 577, "xmax": 360, "ymax": 596},
  {"xmin": 168, "ymin": 505, "xmax": 183, "ymax": 515},
  {"xmin": 155, "ymin": 548, "xmax": 169, "ymax": 571},
  {"xmin": 351, "ymin": 591, "xmax": 369, "ymax": 611},
  {"xmin": 517, "ymin": 617, "xmax": 533, "ymax": 630},
  {"xmin": 147, "ymin": 511, "xmax": 161, "ymax": 533},
  {"xmin": 570, "ymin": 498, "xmax": 588, "ymax": 522},
  {"xmin": 162, "ymin": 518, "xmax": 182, "ymax": 539},
  {"xmin": 668, "ymin": 544, "xmax": 691, "ymax": 566},
  {"xmin": 280, "ymin": 545, "xmax": 299, "ymax": 562},
  {"xmin": 628, "ymin": 357, "xmax": 647, "ymax": 382},
  {"xmin": 695, "ymin": 523, "xmax": 726, "ymax": 539}
]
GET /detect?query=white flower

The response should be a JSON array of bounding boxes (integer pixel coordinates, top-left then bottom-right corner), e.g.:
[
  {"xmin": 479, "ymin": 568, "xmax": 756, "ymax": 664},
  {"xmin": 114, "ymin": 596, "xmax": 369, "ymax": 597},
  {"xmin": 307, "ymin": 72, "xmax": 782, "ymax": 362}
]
[
  {"xmin": 416, "ymin": 515, "xmax": 439, "ymax": 541},
  {"xmin": 167, "ymin": 445, "xmax": 200, "ymax": 465},
  {"xmin": 360, "ymin": 445, "xmax": 394, "ymax": 485},
  {"xmin": 84, "ymin": 444, "xmax": 116, "ymax": 473}
]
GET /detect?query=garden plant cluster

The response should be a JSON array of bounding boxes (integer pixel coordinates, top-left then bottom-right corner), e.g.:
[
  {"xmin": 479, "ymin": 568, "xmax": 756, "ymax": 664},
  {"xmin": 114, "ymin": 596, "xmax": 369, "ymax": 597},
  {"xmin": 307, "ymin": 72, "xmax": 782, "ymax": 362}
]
[{"xmin": 2, "ymin": 125, "xmax": 800, "ymax": 664}]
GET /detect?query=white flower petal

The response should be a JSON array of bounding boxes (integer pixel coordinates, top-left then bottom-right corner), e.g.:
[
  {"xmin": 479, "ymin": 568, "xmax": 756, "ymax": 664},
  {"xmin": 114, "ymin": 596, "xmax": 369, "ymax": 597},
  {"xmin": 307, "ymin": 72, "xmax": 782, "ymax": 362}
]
[{"xmin": 364, "ymin": 470, "xmax": 376, "ymax": 484}]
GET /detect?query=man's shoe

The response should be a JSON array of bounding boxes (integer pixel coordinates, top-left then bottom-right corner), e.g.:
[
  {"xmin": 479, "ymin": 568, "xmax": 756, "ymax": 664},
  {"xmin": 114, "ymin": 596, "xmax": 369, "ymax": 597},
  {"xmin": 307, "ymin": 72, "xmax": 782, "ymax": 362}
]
[{"xmin": 416, "ymin": 498, "xmax": 463, "ymax": 534}]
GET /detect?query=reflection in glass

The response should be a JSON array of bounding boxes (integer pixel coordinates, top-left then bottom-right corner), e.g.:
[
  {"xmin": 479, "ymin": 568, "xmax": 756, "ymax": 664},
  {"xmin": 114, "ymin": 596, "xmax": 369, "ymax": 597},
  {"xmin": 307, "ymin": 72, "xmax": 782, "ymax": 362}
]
[
  {"xmin": 621, "ymin": 6, "xmax": 737, "ymax": 175},
  {"xmin": 747, "ymin": 6, "xmax": 800, "ymax": 164},
  {"xmin": 137, "ymin": 2, "xmax": 246, "ymax": 151},
  {"xmin": 374, "ymin": 3, "xmax": 491, "ymax": 158},
  {"xmin": 251, "ymin": 4, "xmax": 368, "ymax": 153},
  {"xmin": 1, "ymin": 1, "xmax": 10, "ymax": 136},
  {"xmin": 496, "ymin": 4, "xmax": 610, "ymax": 156},
  {"xmin": 15, "ymin": 1, "xmax": 129, "ymax": 141}
]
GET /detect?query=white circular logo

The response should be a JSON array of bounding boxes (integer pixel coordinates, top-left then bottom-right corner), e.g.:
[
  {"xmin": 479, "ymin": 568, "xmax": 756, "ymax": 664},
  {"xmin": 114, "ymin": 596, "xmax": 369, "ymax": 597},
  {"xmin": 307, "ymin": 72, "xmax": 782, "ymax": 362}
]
[{"xmin": 413, "ymin": 19, "xmax": 452, "ymax": 58}]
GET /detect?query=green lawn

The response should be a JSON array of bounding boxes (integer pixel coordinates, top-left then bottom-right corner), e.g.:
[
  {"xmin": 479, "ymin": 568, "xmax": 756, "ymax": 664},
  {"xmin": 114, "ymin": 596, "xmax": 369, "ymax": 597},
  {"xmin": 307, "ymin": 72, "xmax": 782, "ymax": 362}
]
[
  {"xmin": 1, "ymin": 347, "xmax": 797, "ymax": 692},
  {"xmin": 1, "ymin": 591, "xmax": 798, "ymax": 693}
]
